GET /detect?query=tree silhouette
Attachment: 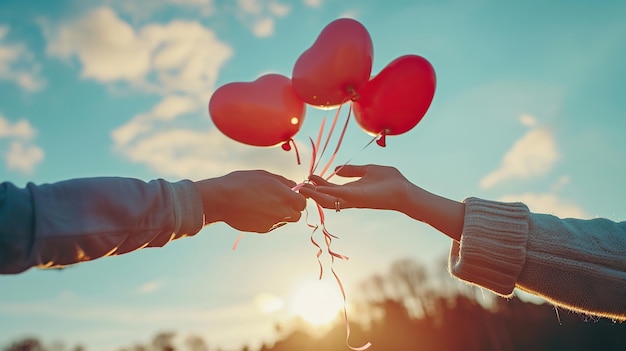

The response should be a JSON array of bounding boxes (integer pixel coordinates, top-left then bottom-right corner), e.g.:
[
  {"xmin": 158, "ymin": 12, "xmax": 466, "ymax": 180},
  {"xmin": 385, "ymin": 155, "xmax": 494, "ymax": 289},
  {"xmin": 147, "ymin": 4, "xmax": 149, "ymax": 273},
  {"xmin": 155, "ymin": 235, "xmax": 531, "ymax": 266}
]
[
  {"xmin": 3, "ymin": 338, "xmax": 45, "ymax": 351},
  {"xmin": 184, "ymin": 336, "xmax": 208, "ymax": 351},
  {"xmin": 151, "ymin": 332, "xmax": 176, "ymax": 351},
  {"xmin": 5, "ymin": 258, "xmax": 626, "ymax": 351}
]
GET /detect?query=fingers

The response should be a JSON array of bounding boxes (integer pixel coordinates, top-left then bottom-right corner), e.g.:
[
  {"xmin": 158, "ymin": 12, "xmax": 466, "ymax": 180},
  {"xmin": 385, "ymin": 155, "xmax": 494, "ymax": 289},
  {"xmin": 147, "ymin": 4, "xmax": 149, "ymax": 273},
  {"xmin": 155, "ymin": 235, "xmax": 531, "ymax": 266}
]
[
  {"xmin": 256, "ymin": 170, "xmax": 306, "ymax": 211},
  {"xmin": 242, "ymin": 209, "xmax": 303, "ymax": 233},
  {"xmin": 298, "ymin": 186, "xmax": 321, "ymax": 202},
  {"xmin": 303, "ymin": 184, "xmax": 350, "ymax": 201},
  {"xmin": 316, "ymin": 194, "xmax": 347, "ymax": 210},
  {"xmin": 316, "ymin": 194, "xmax": 343, "ymax": 209},
  {"xmin": 283, "ymin": 209, "xmax": 302, "ymax": 222},
  {"xmin": 334, "ymin": 164, "xmax": 369, "ymax": 178},
  {"xmin": 264, "ymin": 171, "xmax": 298, "ymax": 188},
  {"xmin": 268, "ymin": 222, "xmax": 287, "ymax": 232},
  {"xmin": 271, "ymin": 178, "xmax": 306, "ymax": 211},
  {"xmin": 288, "ymin": 192, "xmax": 307, "ymax": 212},
  {"xmin": 298, "ymin": 186, "xmax": 346, "ymax": 210},
  {"xmin": 308, "ymin": 175, "xmax": 332, "ymax": 186},
  {"xmin": 299, "ymin": 183, "xmax": 350, "ymax": 207},
  {"xmin": 262, "ymin": 209, "xmax": 302, "ymax": 233}
]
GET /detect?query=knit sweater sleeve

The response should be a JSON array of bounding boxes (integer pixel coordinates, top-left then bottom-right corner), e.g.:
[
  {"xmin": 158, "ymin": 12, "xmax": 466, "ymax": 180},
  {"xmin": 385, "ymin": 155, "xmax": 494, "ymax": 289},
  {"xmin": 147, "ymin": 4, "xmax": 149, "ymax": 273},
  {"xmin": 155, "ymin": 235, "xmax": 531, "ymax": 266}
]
[{"xmin": 449, "ymin": 197, "xmax": 626, "ymax": 321}]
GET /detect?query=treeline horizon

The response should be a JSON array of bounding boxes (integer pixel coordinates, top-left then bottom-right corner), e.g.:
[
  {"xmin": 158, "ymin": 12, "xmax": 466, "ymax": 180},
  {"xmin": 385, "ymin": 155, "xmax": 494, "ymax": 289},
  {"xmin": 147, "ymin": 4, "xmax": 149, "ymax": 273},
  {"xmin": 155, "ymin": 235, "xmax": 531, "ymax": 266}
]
[{"xmin": 4, "ymin": 258, "xmax": 625, "ymax": 351}]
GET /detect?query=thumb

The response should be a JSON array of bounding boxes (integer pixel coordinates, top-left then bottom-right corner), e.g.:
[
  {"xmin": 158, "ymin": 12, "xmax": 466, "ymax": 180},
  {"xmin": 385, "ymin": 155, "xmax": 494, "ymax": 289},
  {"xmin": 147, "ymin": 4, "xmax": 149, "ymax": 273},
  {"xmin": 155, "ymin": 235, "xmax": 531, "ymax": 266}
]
[
  {"xmin": 334, "ymin": 164, "xmax": 369, "ymax": 178},
  {"xmin": 308, "ymin": 175, "xmax": 333, "ymax": 186}
]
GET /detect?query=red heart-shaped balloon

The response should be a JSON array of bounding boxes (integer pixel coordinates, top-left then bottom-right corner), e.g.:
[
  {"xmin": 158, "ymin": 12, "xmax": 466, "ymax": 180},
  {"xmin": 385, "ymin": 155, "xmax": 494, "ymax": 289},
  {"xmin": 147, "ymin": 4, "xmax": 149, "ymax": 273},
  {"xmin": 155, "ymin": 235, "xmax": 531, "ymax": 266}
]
[
  {"xmin": 209, "ymin": 74, "xmax": 305, "ymax": 147},
  {"xmin": 353, "ymin": 55, "xmax": 436, "ymax": 136},
  {"xmin": 292, "ymin": 18, "xmax": 373, "ymax": 109}
]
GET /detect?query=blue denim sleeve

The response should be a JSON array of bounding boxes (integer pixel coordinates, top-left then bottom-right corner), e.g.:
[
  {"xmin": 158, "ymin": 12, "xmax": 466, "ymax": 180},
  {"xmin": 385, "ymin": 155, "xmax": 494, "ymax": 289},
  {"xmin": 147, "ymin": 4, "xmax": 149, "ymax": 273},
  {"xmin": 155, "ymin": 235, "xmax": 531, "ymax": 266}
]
[
  {"xmin": 0, "ymin": 182, "xmax": 36, "ymax": 274},
  {"xmin": 0, "ymin": 178, "xmax": 203, "ymax": 274}
]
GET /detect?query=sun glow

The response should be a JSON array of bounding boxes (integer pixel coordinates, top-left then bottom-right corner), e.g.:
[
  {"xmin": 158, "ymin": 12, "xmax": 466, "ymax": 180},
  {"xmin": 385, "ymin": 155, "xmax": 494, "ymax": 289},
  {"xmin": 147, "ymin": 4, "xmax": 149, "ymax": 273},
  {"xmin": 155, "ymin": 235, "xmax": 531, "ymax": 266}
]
[
  {"xmin": 255, "ymin": 293, "xmax": 285, "ymax": 314},
  {"xmin": 289, "ymin": 279, "xmax": 344, "ymax": 326}
]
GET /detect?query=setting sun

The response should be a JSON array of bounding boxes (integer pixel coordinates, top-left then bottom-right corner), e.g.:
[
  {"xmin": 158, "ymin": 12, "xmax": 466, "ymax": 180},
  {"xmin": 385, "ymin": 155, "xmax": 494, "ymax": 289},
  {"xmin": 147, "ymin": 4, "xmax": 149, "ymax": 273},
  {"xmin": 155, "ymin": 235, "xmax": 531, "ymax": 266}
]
[{"xmin": 288, "ymin": 279, "xmax": 344, "ymax": 326}]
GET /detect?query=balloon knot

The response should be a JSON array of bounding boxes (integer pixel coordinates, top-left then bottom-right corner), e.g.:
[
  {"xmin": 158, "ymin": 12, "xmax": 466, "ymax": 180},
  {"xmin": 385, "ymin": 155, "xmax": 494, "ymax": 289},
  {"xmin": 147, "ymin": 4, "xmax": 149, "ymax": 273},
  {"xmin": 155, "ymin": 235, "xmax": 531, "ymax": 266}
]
[
  {"xmin": 376, "ymin": 131, "xmax": 387, "ymax": 147},
  {"xmin": 346, "ymin": 86, "xmax": 360, "ymax": 102},
  {"xmin": 281, "ymin": 141, "xmax": 291, "ymax": 151}
]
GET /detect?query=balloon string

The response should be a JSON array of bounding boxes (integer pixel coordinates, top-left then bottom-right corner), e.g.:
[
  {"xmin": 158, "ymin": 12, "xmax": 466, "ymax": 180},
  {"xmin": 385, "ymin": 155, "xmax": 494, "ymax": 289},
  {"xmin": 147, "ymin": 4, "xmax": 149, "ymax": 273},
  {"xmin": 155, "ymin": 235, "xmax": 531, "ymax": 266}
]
[
  {"xmin": 319, "ymin": 104, "xmax": 352, "ymax": 178},
  {"xmin": 331, "ymin": 259, "xmax": 372, "ymax": 351},
  {"xmin": 310, "ymin": 117, "xmax": 326, "ymax": 175},
  {"xmin": 312, "ymin": 104, "xmax": 343, "ymax": 175},
  {"xmin": 231, "ymin": 233, "xmax": 245, "ymax": 250},
  {"xmin": 304, "ymin": 110, "xmax": 370, "ymax": 348},
  {"xmin": 304, "ymin": 200, "xmax": 370, "ymax": 350},
  {"xmin": 312, "ymin": 201, "xmax": 370, "ymax": 350},
  {"xmin": 325, "ymin": 130, "xmax": 382, "ymax": 180},
  {"xmin": 237, "ymin": 102, "xmax": 372, "ymax": 349},
  {"xmin": 312, "ymin": 104, "xmax": 381, "ymax": 181},
  {"xmin": 281, "ymin": 139, "xmax": 302, "ymax": 165},
  {"xmin": 237, "ymin": 113, "xmax": 381, "ymax": 252},
  {"xmin": 307, "ymin": 137, "xmax": 318, "ymax": 177},
  {"xmin": 290, "ymin": 139, "xmax": 301, "ymax": 165}
]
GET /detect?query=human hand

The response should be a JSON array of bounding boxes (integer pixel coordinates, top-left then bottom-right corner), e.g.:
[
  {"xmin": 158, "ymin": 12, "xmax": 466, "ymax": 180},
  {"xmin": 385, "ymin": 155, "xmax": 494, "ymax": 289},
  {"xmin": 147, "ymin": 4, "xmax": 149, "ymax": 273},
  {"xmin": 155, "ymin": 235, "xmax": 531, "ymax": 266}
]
[
  {"xmin": 299, "ymin": 164, "xmax": 411, "ymax": 212},
  {"xmin": 301, "ymin": 164, "xmax": 466, "ymax": 242},
  {"xmin": 196, "ymin": 170, "xmax": 306, "ymax": 233}
]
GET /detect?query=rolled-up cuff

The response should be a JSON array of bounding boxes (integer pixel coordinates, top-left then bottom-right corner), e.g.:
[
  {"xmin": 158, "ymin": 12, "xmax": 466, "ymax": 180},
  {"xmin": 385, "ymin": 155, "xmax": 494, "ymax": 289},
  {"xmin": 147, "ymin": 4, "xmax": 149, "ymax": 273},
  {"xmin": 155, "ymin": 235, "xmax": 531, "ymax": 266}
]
[
  {"xmin": 169, "ymin": 180, "xmax": 204, "ymax": 238},
  {"xmin": 449, "ymin": 197, "xmax": 530, "ymax": 296}
]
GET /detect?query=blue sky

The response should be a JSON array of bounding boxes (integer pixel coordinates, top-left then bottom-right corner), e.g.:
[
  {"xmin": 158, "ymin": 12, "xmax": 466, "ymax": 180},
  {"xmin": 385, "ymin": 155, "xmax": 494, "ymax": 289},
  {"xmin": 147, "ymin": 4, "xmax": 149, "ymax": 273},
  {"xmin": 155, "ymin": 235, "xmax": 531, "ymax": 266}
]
[{"xmin": 1, "ymin": 0, "xmax": 625, "ymax": 349}]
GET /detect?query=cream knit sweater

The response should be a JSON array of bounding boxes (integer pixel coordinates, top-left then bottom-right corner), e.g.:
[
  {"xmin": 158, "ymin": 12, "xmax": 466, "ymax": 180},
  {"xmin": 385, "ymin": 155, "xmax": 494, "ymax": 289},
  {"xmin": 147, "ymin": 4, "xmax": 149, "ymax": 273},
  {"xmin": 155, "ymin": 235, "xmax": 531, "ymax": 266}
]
[{"xmin": 449, "ymin": 197, "xmax": 626, "ymax": 321}]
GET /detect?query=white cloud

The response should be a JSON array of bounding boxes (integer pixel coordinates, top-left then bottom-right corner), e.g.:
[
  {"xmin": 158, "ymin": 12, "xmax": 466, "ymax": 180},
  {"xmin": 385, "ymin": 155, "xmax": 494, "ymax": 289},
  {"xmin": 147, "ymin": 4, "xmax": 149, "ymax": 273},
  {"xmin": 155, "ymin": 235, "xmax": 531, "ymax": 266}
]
[
  {"xmin": 238, "ymin": 0, "xmax": 264, "ymax": 15},
  {"xmin": 113, "ymin": 125, "xmax": 307, "ymax": 181},
  {"xmin": 109, "ymin": 92, "xmax": 199, "ymax": 149},
  {"xmin": 141, "ymin": 21, "xmax": 232, "ymax": 97},
  {"xmin": 137, "ymin": 279, "xmax": 165, "ymax": 294},
  {"xmin": 550, "ymin": 175, "xmax": 570, "ymax": 192},
  {"xmin": 252, "ymin": 17, "xmax": 275, "ymax": 37},
  {"xmin": 152, "ymin": 95, "xmax": 198, "ymax": 121},
  {"xmin": 111, "ymin": 113, "xmax": 153, "ymax": 147},
  {"xmin": 47, "ymin": 6, "xmax": 304, "ymax": 179},
  {"xmin": 480, "ymin": 125, "xmax": 559, "ymax": 188},
  {"xmin": 519, "ymin": 114, "xmax": 538, "ymax": 127},
  {"xmin": 0, "ymin": 116, "xmax": 36, "ymax": 139},
  {"xmin": 112, "ymin": 94, "xmax": 306, "ymax": 181},
  {"xmin": 303, "ymin": 0, "xmax": 322, "ymax": 8},
  {"xmin": 104, "ymin": 0, "xmax": 215, "ymax": 19},
  {"xmin": 235, "ymin": 0, "xmax": 291, "ymax": 38},
  {"xmin": 46, "ymin": 8, "xmax": 151, "ymax": 82},
  {"xmin": 269, "ymin": 2, "xmax": 290, "ymax": 17},
  {"xmin": 0, "ymin": 25, "xmax": 45, "ymax": 92},
  {"xmin": 498, "ymin": 193, "xmax": 588, "ymax": 219},
  {"xmin": 106, "ymin": 0, "xmax": 287, "ymax": 37},
  {"xmin": 338, "ymin": 10, "xmax": 359, "ymax": 20},
  {"xmin": 5, "ymin": 141, "xmax": 45, "ymax": 174},
  {"xmin": 44, "ymin": 7, "xmax": 232, "ymax": 99},
  {"xmin": 170, "ymin": 0, "xmax": 214, "ymax": 10},
  {"xmin": 0, "ymin": 114, "xmax": 44, "ymax": 174}
]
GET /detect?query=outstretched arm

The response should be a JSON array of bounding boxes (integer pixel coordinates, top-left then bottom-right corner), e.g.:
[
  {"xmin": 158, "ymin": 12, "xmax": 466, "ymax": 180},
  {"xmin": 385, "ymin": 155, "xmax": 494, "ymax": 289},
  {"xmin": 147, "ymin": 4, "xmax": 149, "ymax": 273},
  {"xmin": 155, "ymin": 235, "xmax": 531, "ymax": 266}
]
[
  {"xmin": 1, "ymin": 170, "xmax": 306, "ymax": 274},
  {"xmin": 300, "ymin": 164, "xmax": 626, "ymax": 321}
]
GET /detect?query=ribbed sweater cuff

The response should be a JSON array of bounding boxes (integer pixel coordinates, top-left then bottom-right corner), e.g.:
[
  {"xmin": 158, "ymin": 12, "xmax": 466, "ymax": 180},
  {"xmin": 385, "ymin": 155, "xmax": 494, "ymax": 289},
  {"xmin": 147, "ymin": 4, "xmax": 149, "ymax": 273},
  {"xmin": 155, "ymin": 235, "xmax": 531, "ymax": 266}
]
[
  {"xmin": 449, "ymin": 197, "xmax": 530, "ymax": 296},
  {"xmin": 170, "ymin": 180, "xmax": 204, "ymax": 237}
]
